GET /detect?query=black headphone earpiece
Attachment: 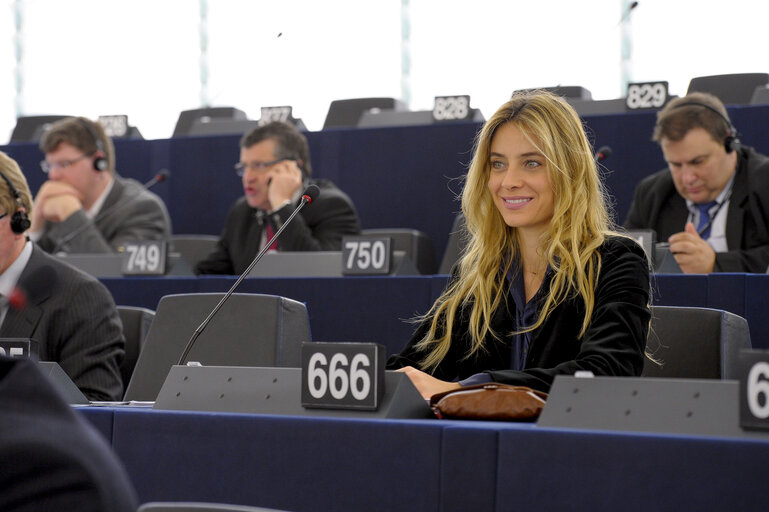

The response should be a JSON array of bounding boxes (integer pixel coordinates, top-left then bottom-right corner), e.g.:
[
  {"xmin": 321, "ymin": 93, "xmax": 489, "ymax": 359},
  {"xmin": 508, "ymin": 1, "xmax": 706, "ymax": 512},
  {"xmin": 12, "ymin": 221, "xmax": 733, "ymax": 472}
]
[
  {"xmin": 671, "ymin": 101, "xmax": 741, "ymax": 154},
  {"xmin": 78, "ymin": 118, "xmax": 109, "ymax": 171},
  {"xmin": 0, "ymin": 169, "xmax": 31, "ymax": 234}
]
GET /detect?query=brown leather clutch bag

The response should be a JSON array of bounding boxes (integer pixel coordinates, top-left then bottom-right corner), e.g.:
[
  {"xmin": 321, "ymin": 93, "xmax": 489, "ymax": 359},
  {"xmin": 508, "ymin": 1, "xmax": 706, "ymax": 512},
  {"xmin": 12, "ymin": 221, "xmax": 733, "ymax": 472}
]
[{"xmin": 429, "ymin": 383, "xmax": 548, "ymax": 421}]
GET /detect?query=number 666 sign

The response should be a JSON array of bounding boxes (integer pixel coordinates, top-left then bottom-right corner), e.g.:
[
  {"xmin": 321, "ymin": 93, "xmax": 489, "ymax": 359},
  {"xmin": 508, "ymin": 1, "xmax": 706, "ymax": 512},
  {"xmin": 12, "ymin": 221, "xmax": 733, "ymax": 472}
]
[
  {"xmin": 739, "ymin": 350, "xmax": 769, "ymax": 430},
  {"xmin": 301, "ymin": 342, "xmax": 385, "ymax": 410}
]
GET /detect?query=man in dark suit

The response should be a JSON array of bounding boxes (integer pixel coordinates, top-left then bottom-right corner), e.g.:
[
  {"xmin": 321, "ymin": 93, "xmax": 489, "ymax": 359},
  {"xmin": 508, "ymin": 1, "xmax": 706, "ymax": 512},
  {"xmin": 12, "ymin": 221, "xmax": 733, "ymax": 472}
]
[
  {"xmin": 29, "ymin": 116, "xmax": 172, "ymax": 254},
  {"xmin": 196, "ymin": 121, "xmax": 361, "ymax": 275},
  {"xmin": 624, "ymin": 92, "xmax": 769, "ymax": 273},
  {"xmin": 0, "ymin": 356, "xmax": 137, "ymax": 511},
  {"xmin": 0, "ymin": 151, "xmax": 125, "ymax": 401}
]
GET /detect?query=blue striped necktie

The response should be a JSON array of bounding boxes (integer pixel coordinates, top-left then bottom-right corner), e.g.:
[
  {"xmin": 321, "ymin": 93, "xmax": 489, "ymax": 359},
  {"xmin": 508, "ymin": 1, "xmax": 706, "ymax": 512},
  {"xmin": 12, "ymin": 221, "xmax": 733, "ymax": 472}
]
[{"xmin": 696, "ymin": 201, "xmax": 718, "ymax": 239}]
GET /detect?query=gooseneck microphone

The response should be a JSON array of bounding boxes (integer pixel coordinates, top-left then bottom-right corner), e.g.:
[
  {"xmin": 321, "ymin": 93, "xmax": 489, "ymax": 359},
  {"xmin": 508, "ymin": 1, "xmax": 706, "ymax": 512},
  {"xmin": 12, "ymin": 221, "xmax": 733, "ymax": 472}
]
[
  {"xmin": 595, "ymin": 146, "xmax": 612, "ymax": 162},
  {"xmin": 50, "ymin": 170, "xmax": 170, "ymax": 254},
  {"xmin": 139, "ymin": 169, "xmax": 170, "ymax": 190},
  {"xmin": 176, "ymin": 184, "xmax": 320, "ymax": 365}
]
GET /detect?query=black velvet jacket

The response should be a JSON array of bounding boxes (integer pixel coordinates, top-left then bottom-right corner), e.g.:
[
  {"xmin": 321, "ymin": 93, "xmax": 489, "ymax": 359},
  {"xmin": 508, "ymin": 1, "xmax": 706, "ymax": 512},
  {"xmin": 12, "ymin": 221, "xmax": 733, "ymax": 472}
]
[{"xmin": 387, "ymin": 236, "xmax": 651, "ymax": 393}]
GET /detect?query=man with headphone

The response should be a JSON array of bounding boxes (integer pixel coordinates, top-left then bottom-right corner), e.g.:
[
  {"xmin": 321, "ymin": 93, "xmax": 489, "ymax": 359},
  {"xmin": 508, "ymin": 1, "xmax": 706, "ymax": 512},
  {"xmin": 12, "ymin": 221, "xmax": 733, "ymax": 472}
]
[
  {"xmin": 624, "ymin": 92, "xmax": 769, "ymax": 273},
  {"xmin": 0, "ymin": 151, "xmax": 125, "ymax": 401},
  {"xmin": 195, "ymin": 121, "xmax": 361, "ymax": 275},
  {"xmin": 29, "ymin": 117, "xmax": 171, "ymax": 254}
]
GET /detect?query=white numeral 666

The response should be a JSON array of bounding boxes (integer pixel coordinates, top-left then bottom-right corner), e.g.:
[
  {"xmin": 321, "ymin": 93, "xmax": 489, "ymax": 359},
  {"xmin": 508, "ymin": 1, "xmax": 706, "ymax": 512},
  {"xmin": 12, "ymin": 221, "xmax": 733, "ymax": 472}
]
[
  {"xmin": 308, "ymin": 352, "xmax": 371, "ymax": 400},
  {"xmin": 747, "ymin": 362, "xmax": 769, "ymax": 419}
]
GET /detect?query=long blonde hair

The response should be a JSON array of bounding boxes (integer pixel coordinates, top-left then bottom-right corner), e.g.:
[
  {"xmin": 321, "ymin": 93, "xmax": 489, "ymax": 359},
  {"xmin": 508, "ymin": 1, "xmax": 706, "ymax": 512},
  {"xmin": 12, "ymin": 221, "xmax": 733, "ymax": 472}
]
[{"xmin": 416, "ymin": 91, "xmax": 612, "ymax": 370}]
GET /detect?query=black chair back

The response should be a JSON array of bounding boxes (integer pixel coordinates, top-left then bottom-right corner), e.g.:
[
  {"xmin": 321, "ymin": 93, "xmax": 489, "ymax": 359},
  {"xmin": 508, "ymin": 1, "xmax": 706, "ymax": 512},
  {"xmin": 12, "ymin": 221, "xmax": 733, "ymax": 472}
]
[
  {"xmin": 116, "ymin": 305, "xmax": 156, "ymax": 398},
  {"xmin": 687, "ymin": 73, "xmax": 769, "ymax": 105},
  {"xmin": 438, "ymin": 214, "xmax": 468, "ymax": 274},
  {"xmin": 323, "ymin": 97, "xmax": 407, "ymax": 129},
  {"xmin": 360, "ymin": 228, "xmax": 437, "ymax": 274},
  {"xmin": 124, "ymin": 293, "xmax": 311, "ymax": 401},
  {"xmin": 171, "ymin": 234, "xmax": 219, "ymax": 270},
  {"xmin": 643, "ymin": 306, "xmax": 752, "ymax": 379}
]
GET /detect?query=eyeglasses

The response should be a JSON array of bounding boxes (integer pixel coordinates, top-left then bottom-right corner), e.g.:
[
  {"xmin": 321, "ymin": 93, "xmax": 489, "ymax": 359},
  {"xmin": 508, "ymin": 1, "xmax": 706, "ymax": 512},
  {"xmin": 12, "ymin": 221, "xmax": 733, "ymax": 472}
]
[
  {"xmin": 234, "ymin": 157, "xmax": 291, "ymax": 177},
  {"xmin": 40, "ymin": 153, "xmax": 91, "ymax": 174}
]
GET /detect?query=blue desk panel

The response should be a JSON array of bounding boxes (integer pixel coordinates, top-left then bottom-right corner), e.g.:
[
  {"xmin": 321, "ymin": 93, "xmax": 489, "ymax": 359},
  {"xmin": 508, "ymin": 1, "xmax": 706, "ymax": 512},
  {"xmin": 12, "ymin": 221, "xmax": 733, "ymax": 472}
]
[
  {"xmin": 111, "ymin": 409, "xmax": 443, "ymax": 512},
  {"xmin": 77, "ymin": 407, "xmax": 769, "ymax": 512},
  {"xmin": 497, "ymin": 427, "xmax": 769, "ymax": 511},
  {"xmin": 101, "ymin": 276, "xmax": 442, "ymax": 357},
  {"xmin": 100, "ymin": 273, "xmax": 769, "ymax": 352}
]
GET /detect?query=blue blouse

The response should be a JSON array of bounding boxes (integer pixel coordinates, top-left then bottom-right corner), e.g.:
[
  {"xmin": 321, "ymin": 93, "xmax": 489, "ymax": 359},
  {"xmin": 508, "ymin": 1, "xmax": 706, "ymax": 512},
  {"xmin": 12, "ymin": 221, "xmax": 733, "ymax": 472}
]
[{"xmin": 459, "ymin": 265, "xmax": 549, "ymax": 386}]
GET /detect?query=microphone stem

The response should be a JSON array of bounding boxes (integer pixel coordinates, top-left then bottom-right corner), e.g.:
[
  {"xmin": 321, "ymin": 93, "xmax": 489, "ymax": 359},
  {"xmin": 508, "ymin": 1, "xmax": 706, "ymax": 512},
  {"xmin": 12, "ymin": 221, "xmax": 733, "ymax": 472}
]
[{"xmin": 177, "ymin": 196, "xmax": 310, "ymax": 365}]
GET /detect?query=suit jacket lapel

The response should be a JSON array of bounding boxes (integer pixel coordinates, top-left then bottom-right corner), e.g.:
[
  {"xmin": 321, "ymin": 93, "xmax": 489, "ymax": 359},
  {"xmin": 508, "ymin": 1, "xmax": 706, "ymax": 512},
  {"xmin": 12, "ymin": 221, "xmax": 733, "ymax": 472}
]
[
  {"xmin": 93, "ymin": 177, "xmax": 124, "ymax": 233},
  {"xmin": 0, "ymin": 247, "xmax": 52, "ymax": 339},
  {"xmin": 725, "ymin": 162, "xmax": 747, "ymax": 250}
]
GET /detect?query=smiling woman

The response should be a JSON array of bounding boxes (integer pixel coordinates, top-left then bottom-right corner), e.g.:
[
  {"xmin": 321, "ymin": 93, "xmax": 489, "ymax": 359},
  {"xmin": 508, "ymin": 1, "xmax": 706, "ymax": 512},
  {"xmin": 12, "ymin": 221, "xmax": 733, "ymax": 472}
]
[{"xmin": 387, "ymin": 90, "xmax": 652, "ymax": 398}]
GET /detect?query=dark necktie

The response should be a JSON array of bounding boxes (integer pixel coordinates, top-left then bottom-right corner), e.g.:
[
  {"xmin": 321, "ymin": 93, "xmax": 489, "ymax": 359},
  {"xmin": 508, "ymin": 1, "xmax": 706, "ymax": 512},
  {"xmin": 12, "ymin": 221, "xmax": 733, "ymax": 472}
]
[
  {"xmin": 696, "ymin": 201, "xmax": 718, "ymax": 239},
  {"xmin": 264, "ymin": 222, "xmax": 279, "ymax": 251}
]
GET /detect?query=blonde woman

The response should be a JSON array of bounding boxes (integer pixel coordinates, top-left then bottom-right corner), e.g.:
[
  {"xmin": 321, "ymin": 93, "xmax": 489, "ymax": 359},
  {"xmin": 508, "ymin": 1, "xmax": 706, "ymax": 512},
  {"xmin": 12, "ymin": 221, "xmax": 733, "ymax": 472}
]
[{"xmin": 388, "ymin": 91, "xmax": 651, "ymax": 398}]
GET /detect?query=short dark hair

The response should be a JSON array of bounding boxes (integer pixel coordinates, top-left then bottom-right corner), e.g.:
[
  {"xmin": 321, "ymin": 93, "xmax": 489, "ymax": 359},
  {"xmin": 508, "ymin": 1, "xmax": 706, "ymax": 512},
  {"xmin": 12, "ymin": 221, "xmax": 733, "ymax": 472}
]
[
  {"xmin": 39, "ymin": 117, "xmax": 115, "ymax": 173},
  {"xmin": 240, "ymin": 121, "xmax": 312, "ymax": 177},
  {"xmin": 653, "ymin": 92, "xmax": 732, "ymax": 144}
]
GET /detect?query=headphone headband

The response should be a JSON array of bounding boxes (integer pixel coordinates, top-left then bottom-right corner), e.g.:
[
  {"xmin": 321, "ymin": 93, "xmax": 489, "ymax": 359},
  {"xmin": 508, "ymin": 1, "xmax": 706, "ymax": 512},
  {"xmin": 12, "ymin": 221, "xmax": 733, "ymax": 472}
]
[
  {"xmin": 76, "ymin": 118, "xmax": 109, "ymax": 171},
  {"xmin": 669, "ymin": 101, "xmax": 740, "ymax": 153}
]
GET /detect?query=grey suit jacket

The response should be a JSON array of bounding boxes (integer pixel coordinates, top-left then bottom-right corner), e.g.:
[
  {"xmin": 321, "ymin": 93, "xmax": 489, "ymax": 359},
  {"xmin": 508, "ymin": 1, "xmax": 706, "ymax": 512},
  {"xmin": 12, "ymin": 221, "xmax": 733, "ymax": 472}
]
[
  {"xmin": 0, "ymin": 245, "xmax": 125, "ymax": 400},
  {"xmin": 38, "ymin": 175, "xmax": 172, "ymax": 254}
]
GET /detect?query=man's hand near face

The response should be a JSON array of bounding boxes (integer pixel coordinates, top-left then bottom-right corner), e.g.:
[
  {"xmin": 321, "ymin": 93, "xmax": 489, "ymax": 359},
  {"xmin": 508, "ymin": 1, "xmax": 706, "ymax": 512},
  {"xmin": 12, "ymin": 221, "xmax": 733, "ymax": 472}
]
[
  {"xmin": 266, "ymin": 159, "xmax": 303, "ymax": 211},
  {"xmin": 30, "ymin": 181, "xmax": 84, "ymax": 233}
]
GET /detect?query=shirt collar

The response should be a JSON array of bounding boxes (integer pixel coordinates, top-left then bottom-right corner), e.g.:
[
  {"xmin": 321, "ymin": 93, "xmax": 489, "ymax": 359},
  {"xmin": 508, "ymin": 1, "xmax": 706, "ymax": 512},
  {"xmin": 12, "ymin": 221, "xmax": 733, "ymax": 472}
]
[
  {"xmin": 505, "ymin": 261, "xmax": 552, "ymax": 310},
  {"xmin": 684, "ymin": 170, "xmax": 736, "ymax": 212},
  {"xmin": 86, "ymin": 176, "xmax": 115, "ymax": 219}
]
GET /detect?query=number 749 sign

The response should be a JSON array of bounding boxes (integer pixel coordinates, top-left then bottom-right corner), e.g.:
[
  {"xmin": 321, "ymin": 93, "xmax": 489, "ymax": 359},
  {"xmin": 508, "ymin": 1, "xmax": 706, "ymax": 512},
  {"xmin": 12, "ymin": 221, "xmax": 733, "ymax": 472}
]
[{"xmin": 120, "ymin": 241, "xmax": 167, "ymax": 275}]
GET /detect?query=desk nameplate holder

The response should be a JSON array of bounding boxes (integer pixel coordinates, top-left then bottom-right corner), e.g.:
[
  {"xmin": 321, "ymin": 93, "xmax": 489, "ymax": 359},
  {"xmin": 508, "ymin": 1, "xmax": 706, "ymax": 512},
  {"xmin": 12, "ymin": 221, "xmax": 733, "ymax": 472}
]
[
  {"xmin": 153, "ymin": 366, "xmax": 433, "ymax": 419},
  {"xmin": 539, "ymin": 376, "xmax": 769, "ymax": 439},
  {"xmin": 38, "ymin": 361, "xmax": 89, "ymax": 405},
  {"xmin": 246, "ymin": 251, "xmax": 419, "ymax": 277}
]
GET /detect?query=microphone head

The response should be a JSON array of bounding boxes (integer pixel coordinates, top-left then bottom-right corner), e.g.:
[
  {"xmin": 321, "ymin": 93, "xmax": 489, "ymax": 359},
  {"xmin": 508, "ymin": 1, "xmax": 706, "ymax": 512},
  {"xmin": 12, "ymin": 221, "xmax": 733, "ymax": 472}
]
[
  {"xmin": 596, "ymin": 145, "xmax": 612, "ymax": 162},
  {"xmin": 156, "ymin": 169, "xmax": 170, "ymax": 182},
  {"xmin": 302, "ymin": 184, "xmax": 321, "ymax": 204},
  {"xmin": 9, "ymin": 265, "xmax": 57, "ymax": 310}
]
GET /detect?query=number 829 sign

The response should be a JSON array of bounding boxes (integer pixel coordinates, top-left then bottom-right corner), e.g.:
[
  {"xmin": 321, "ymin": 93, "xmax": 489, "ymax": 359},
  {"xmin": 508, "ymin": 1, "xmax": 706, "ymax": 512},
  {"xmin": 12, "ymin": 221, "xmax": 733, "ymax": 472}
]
[{"xmin": 301, "ymin": 342, "xmax": 385, "ymax": 410}]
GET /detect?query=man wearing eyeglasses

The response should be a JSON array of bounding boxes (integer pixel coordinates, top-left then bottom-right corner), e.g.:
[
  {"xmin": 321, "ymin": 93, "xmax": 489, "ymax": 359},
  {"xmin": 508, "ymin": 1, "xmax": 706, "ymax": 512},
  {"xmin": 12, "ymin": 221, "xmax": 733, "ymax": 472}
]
[
  {"xmin": 29, "ymin": 117, "xmax": 171, "ymax": 254},
  {"xmin": 196, "ymin": 121, "xmax": 361, "ymax": 275}
]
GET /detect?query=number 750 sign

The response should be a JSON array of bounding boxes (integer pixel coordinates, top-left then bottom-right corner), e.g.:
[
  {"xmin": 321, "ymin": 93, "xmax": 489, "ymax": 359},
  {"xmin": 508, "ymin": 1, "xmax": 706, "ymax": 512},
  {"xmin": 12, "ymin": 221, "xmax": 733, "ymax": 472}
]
[{"xmin": 341, "ymin": 236, "xmax": 392, "ymax": 275}]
